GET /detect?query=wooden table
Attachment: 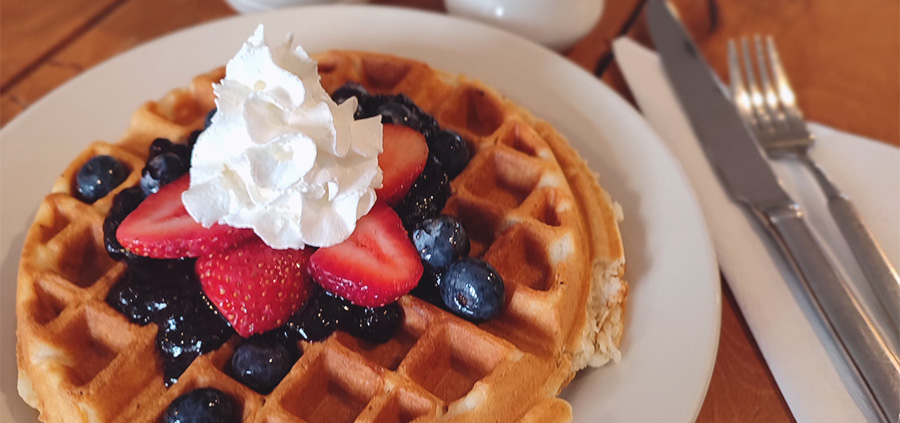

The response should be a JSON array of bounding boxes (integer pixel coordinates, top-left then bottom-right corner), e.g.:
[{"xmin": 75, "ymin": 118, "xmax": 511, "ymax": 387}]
[{"xmin": 3, "ymin": 0, "xmax": 897, "ymax": 421}]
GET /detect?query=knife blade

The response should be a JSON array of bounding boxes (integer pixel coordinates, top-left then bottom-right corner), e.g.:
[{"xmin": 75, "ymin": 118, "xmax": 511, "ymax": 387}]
[{"xmin": 645, "ymin": 1, "xmax": 900, "ymax": 421}]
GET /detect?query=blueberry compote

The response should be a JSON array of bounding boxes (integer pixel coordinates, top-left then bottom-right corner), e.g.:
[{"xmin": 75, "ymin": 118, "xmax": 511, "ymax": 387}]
[
  {"xmin": 104, "ymin": 134, "xmax": 235, "ymax": 386},
  {"xmin": 331, "ymin": 83, "xmax": 468, "ymax": 231},
  {"xmin": 327, "ymin": 83, "xmax": 507, "ymax": 320},
  {"xmin": 102, "ymin": 85, "xmax": 488, "ymax": 393},
  {"xmin": 278, "ymin": 287, "xmax": 404, "ymax": 345},
  {"xmin": 103, "ymin": 186, "xmax": 145, "ymax": 260},
  {"xmin": 106, "ymin": 256, "xmax": 234, "ymax": 386}
]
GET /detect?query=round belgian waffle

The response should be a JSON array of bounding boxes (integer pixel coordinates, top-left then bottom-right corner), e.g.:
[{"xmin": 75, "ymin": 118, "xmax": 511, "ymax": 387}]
[{"xmin": 16, "ymin": 51, "xmax": 627, "ymax": 423}]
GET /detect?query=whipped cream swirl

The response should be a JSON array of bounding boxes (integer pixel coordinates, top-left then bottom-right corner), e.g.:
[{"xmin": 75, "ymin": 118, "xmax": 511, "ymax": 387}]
[{"xmin": 182, "ymin": 25, "xmax": 383, "ymax": 249}]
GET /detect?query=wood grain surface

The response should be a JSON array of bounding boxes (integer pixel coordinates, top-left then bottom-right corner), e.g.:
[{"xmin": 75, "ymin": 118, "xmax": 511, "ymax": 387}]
[{"xmin": 3, "ymin": 0, "xmax": 897, "ymax": 421}]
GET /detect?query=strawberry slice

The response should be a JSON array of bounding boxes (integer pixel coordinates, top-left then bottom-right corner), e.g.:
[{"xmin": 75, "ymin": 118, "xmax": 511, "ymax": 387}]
[
  {"xmin": 197, "ymin": 237, "xmax": 314, "ymax": 337},
  {"xmin": 308, "ymin": 203, "xmax": 423, "ymax": 307},
  {"xmin": 116, "ymin": 175, "xmax": 254, "ymax": 259},
  {"xmin": 376, "ymin": 124, "xmax": 429, "ymax": 205}
]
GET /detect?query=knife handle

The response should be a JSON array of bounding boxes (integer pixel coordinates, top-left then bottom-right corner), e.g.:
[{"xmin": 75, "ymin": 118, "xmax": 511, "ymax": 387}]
[{"xmin": 758, "ymin": 203, "xmax": 900, "ymax": 422}]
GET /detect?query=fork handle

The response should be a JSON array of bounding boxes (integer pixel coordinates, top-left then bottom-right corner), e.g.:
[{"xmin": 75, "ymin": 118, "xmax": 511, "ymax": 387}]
[
  {"xmin": 803, "ymin": 156, "xmax": 900, "ymax": 344},
  {"xmin": 757, "ymin": 203, "xmax": 900, "ymax": 422}
]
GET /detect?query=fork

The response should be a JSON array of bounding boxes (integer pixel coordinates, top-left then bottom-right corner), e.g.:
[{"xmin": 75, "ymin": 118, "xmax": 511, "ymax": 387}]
[{"xmin": 728, "ymin": 35, "xmax": 900, "ymax": 349}]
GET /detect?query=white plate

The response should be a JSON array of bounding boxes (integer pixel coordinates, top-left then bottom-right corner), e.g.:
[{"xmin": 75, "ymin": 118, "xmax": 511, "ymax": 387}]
[{"xmin": 0, "ymin": 6, "xmax": 720, "ymax": 422}]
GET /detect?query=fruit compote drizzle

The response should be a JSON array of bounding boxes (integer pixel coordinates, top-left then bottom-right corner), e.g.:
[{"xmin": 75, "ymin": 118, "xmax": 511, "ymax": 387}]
[{"xmin": 102, "ymin": 83, "xmax": 482, "ymax": 387}]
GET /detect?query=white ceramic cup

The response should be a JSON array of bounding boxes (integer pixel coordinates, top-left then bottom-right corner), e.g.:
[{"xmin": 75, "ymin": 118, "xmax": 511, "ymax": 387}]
[
  {"xmin": 445, "ymin": 0, "xmax": 605, "ymax": 51},
  {"xmin": 225, "ymin": 0, "xmax": 367, "ymax": 14}
]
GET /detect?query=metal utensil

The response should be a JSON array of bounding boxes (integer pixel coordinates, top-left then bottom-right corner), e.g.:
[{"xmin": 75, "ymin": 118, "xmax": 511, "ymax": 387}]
[
  {"xmin": 727, "ymin": 36, "xmax": 900, "ymax": 347},
  {"xmin": 645, "ymin": 1, "xmax": 900, "ymax": 421}
]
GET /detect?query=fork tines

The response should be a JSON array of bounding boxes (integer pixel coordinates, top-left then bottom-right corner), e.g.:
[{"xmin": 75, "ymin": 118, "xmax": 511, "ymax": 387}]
[{"xmin": 728, "ymin": 36, "xmax": 807, "ymax": 141}]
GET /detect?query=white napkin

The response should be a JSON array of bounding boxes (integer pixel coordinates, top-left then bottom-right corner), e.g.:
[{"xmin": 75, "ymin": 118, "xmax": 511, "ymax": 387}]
[{"xmin": 612, "ymin": 37, "xmax": 900, "ymax": 423}]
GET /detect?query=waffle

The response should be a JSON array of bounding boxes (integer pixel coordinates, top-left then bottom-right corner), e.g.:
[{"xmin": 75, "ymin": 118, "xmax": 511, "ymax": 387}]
[{"xmin": 16, "ymin": 50, "xmax": 627, "ymax": 423}]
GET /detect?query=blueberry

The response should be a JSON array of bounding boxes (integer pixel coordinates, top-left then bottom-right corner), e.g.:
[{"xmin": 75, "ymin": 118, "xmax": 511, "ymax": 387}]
[
  {"xmin": 331, "ymin": 82, "xmax": 369, "ymax": 106},
  {"xmin": 103, "ymin": 186, "xmax": 145, "ymax": 260},
  {"xmin": 156, "ymin": 290, "xmax": 234, "ymax": 386},
  {"xmin": 412, "ymin": 215, "xmax": 470, "ymax": 271},
  {"xmin": 281, "ymin": 287, "xmax": 341, "ymax": 342},
  {"xmin": 230, "ymin": 336, "xmax": 295, "ymax": 393},
  {"xmin": 410, "ymin": 268, "xmax": 444, "ymax": 306},
  {"xmin": 440, "ymin": 258, "xmax": 505, "ymax": 322},
  {"xmin": 149, "ymin": 138, "xmax": 173, "ymax": 158},
  {"xmin": 204, "ymin": 108, "xmax": 217, "ymax": 129},
  {"xmin": 141, "ymin": 152, "xmax": 187, "ymax": 195},
  {"xmin": 395, "ymin": 157, "xmax": 450, "ymax": 230},
  {"xmin": 75, "ymin": 155, "xmax": 129, "ymax": 203},
  {"xmin": 163, "ymin": 388, "xmax": 239, "ymax": 423},
  {"xmin": 339, "ymin": 301, "xmax": 404, "ymax": 344},
  {"xmin": 427, "ymin": 129, "xmax": 471, "ymax": 179},
  {"xmin": 149, "ymin": 138, "xmax": 191, "ymax": 164}
]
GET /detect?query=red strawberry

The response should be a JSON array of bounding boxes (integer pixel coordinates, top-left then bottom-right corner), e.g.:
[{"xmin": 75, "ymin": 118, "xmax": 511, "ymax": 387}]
[
  {"xmin": 308, "ymin": 203, "xmax": 423, "ymax": 307},
  {"xmin": 116, "ymin": 175, "xmax": 254, "ymax": 258},
  {"xmin": 196, "ymin": 237, "xmax": 314, "ymax": 337},
  {"xmin": 376, "ymin": 124, "xmax": 429, "ymax": 205}
]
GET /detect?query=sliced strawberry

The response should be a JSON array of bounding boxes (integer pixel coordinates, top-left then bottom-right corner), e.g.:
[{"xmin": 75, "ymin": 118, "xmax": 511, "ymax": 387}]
[
  {"xmin": 197, "ymin": 237, "xmax": 314, "ymax": 337},
  {"xmin": 116, "ymin": 175, "xmax": 254, "ymax": 259},
  {"xmin": 376, "ymin": 124, "xmax": 429, "ymax": 205},
  {"xmin": 308, "ymin": 203, "xmax": 423, "ymax": 307}
]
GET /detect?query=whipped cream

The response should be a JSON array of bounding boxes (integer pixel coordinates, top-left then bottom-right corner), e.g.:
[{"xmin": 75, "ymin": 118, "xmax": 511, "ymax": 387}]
[{"xmin": 182, "ymin": 25, "xmax": 383, "ymax": 249}]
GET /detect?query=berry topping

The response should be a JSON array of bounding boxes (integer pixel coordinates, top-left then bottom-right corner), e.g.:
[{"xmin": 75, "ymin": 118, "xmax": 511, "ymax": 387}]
[
  {"xmin": 339, "ymin": 300, "xmax": 404, "ymax": 344},
  {"xmin": 116, "ymin": 175, "xmax": 255, "ymax": 259},
  {"xmin": 331, "ymin": 82, "xmax": 369, "ymax": 107},
  {"xmin": 186, "ymin": 130, "xmax": 202, "ymax": 154},
  {"xmin": 149, "ymin": 137, "xmax": 192, "ymax": 165},
  {"xmin": 229, "ymin": 335, "xmax": 296, "ymax": 394},
  {"xmin": 140, "ymin": 152, "xmax": 187, "ymax": 196},
  {"xmin": 395, "ymin": 156, "xmax": 451, "ymax": 230},
  {"xmin": 410, "ymin": 268, "xmax": 444, "ymax": 306},
  {"xmin": 308, "ymin": 204, "xmax": 423, "ymax": 308},
  {"xmin": 103, "ymin": 186, "xmax": 145, "ymax": 260},
  {"xmin": 156, "ymin": 289, "xmax": 234, "ymax": 386},
  {"xmin": 163, "ymin": 388, "xmax": 239, "ymax": 423},
  {"xmin": 411, "ymin": 215, "xmax": 470, "ymax": 271},
  {"xmin": 281, "ymin": 287, "xmax": 342, "ymax": 342},
  {"xmin": 377, "ymin": 124, "xmax": 429, "ymax": 205},
  {"xmin": 340, "ymin": 86, "xmax": 438, "ymax": 136},
  {"xmin": 204, "ymin": 108, "xmax": 217, "ymax": 129},
  {"xmin": 378, "ymin": 95, "xmax": 439, "ymax": 135},
  {"xmin": 426, "ymin": 129, "xmax": 471, "ymax": 180},
  {"xmin": 164, "ymin": 351, "xmax": 200, "ymax": 388},
  {"xmin": 106, "ymin": 257, "xmax": 198, "ymax": 325},
  {"xmin": 75, "ymin": 155, "xmax": 129, "ymax": 203},
  {"xmin": 440, "ymin": 258, "xmax": 505, "ymax": 322},
  {"xmin": 376, "ymin": 99, "xmax": 417, "ymax": 127},
  {"xmin": 197, "ymin": 237, "xmax": 315, "ymax": 337}
]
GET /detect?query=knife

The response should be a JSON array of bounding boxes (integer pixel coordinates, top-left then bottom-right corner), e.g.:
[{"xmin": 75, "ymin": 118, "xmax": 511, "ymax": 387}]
[{"xmin": 645, "ymin": 1, "xmax": 900, "ymax": 421}]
